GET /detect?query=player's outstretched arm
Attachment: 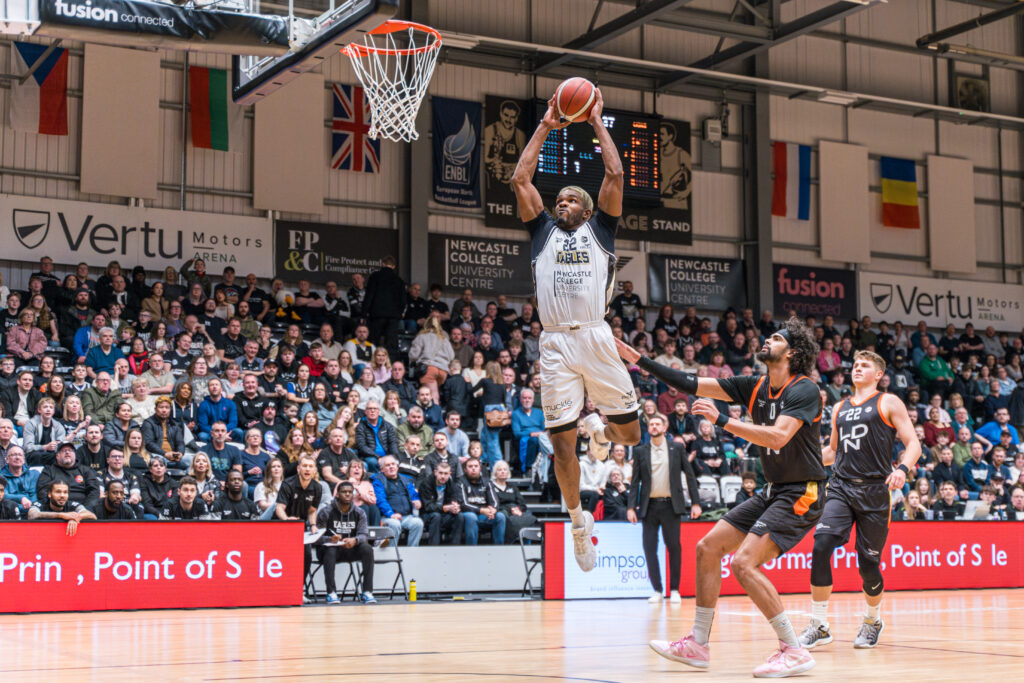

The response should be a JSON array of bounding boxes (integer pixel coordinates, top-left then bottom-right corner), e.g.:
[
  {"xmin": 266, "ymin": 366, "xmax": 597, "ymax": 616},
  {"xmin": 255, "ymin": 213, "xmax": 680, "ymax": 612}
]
[
  {"xmin": 821, "ymin": 406, "xmax": 840, "ymax": 466},
  {"xmin": 511, "ymin": 97, "xmax": 567, "ymax": 223},
  {"xmin": 587, "ymin": 88, "xmax": 623, "ymax": 217},
  {"xmin": 613, "ymin": 338, "xmax": 731, "ymax": 401},
  {"xmin": 882, "ymin": 394, "xmax": 923, "ymax": 490},
  {"xmin": 692, "ymin": 399, "xmax": 803, "ymax": 452}
]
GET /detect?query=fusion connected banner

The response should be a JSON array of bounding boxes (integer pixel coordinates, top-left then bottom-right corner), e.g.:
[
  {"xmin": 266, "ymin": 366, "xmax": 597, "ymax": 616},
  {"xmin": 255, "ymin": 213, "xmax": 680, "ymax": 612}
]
[
  {"xmin": 0, "ymin": 521, "xmax": 303, "ymax": 612},
  {"xmin": 773, "ymin": 263, "xmax": 857, "ymax": 320}
]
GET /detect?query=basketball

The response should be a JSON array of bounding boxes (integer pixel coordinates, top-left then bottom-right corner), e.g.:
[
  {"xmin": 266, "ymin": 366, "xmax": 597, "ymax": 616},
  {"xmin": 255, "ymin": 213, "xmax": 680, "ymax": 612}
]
[{"xmin": 555, "ymin": 77, "xmax": 596, "ymax": 122}]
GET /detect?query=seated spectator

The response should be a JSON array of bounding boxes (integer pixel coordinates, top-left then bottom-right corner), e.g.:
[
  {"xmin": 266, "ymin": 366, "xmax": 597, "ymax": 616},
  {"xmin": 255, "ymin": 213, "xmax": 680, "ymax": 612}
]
[
  {"xmin": 343, "ymin": 324, "xmax": 376, "ymax": 370},
  {"xmin": 188, "ymin": 452, "xmax": 221, "ymax": 507},
  {"xmin": 0, "ymin": 446, "xmax": 37, "ymax": 510},
  {"xmin": 3, "ymin": 371, "xmax": 39, "ymax": 430},
  {"xmin": 161, "ymin": 475, "xmax": 212, "ymax": 520},
  {"xmin": 396, "ymin": 407, "xmax": 433, "ymax": 459},
  {"xmin": 36, "ymin": 442, "xmax": 100, "ymax": 509},
  {"xmin": 440, "ymin": 361, "xmax": 470, "ymax": 419},
  {"xmin": 138, "ymin": 353, "xmax": 174, "ymax": 396},
  {"xmin": 602, "ymin": 466, "xmax": 630, "ymax": 521},
  {"xmin": 932, "ymin": 446, "xmax": 968, "ymax": 500},
  {"xmin": 488, "ymin": 467, "xmax": 536, "ymax": 539},
  {"xmin": 7, "ymin": 309, "xmax": 47, "ymax": 362},
  {"xmin": 689, "ymin": 419, "xmax": 730, "ymax": 476},
  {"xmin": 213, "ymin": 470, "xmax": 259, "ymax": 520},
  {"xmin": 932, "ymin": 480, "xmax": 966, "ymax": 520},
  {"xmin": 354, "ymin": 400, "xmax": 397, "ymax": 472},
  {"xmin": 413, "ymin": 386, "xmax": 444, "ymax": 433},
  {"xmin": 346, "ymin": 458, "xmax": 379, "ymax": 526},
  {"xmin": 102, "ymin": 402, "xmax": 139, "ymax": 450},
  {"xmin": 22, "ymin": 398, "xmax": 68, "ymax": 466},
  {"xmin": 92, "ymin": 479, "xmax": 138, "ymax": 520},
  {"xmin": 316, "ymin": 481, "xmax": 376, "ymax": 604},
  {"xmin": 372, "ymin": 455, "xmax": 424, "ymax": 546},
  {"xmin": 254, "ymin": 457, "xmax": 285, "ymax": 520},
  {"xmin": 206, "ymin": 422, "xmax": 243, "ymax": 481},
  {"xmin": 418, "ymin": 460, "xmax": 462, "ymax": 545},
  {"xmin": 123, "ymin": 379, "xmax": 156, "ymax": 422},
  {"xmin": 142, "ymin": 396, "xmax": 189, "ymax": 472},
  {"xmin": 729, "ymin": 471, "xmax": 758, "ymax": 509},
  {"xmin": 140, "ymin": 455, "xmax": 177, "ymax": 519},
  {"xmin": 380, "ymin": 390, "xmax": 407, "ymax": 428},
  {"xmin": 76, "ymin": 424, "xmax": 108, "ymax": 473},
  {"xmin": 437, "ymin": 411, "xmax": 470, "ymax": 465},
  {"xmin": 84, "ymin": 327, "xmax": 125, "ymax": 378},
  {"xmin": 893, "ymin": 489, "xmax": 932, "ymax": 521},
  {"xmin": 197, "ymin": 378, "xmax": 242, "ymax": 442},
  {"xmin": 962, "ymin": 441, "xmax": 993, "ymax": 500},
  {"xmin": 351, "ymin": 366, "xmax": 385, "ymax": 411},
  {"xmin": 240, "ymin": 428, "xmax": 271, "ymax": 490},
  {"xmin": 923, "ymin": 407, "xmax": 954, "ymax": 447},
  {"xmin": 81, "ymin": 372, "xmax": 123, "ymax": 425},
  {"xmin": 1009, "ymin": 486, "xmax": 1024, "ymax": 520},
  {"xmin": 28, "ymin": 480, "xmax": 95, "ymax": 533},
  {"xmin": 0, "ymin": 475, "xmax": 22, "ymax": 519},
  {"xmin": 512, "ymin": 388, "xmax": 551, "ymax": 478},
  {"xmin": 456, "ymin": 457, "xmax": 506, "ymax": 545},
  {"xmin": 300, "ymin": 383, "xmax": 335, "ymax": 435},
  {"xmin": 976, "ymin": 407, "xmax": 1020, "ymax": 446},
  {"xmin": 100, "ymin": 447, "xmax": 142, "ymax": 506},
  {"xmin": 578, "ymin": 442, "xmax": 605, "ymax": 513},
  {"xmin": 316, "ymin": 428, "xmax": 355, "ymax": 490}
]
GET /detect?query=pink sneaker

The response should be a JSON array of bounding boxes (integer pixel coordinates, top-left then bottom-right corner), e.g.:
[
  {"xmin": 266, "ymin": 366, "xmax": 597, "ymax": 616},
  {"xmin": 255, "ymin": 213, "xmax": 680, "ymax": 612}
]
[
  {"xmin": 649, "ymin": 633, "xmax": 710, "ymax": 669},
  {"xmin": 752, "ymin": 641, "xmax": 815, "ymax": 678}
]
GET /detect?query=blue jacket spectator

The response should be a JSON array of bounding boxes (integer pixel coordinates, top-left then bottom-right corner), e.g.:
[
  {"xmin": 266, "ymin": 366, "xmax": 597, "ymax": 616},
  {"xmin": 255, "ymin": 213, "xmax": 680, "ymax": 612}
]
[
  {"xmin": 371, "ymin": 455, "xmax": 424, "ymax": 546},
  {"xmin": 84, "ymin": 327, "xmax": 125, "ymax": 378},
  {"xmin": 0, "ymin": 448, "xmax": 39, "ymax": 506},
  {"xmin": 196, "ymin": 379, "xmax": 242, "ymax": 441},
  {"xmin": 511, "ymin": 389, "xmax": 551, "ymax": 477},
  {"xmin": 975, "ymin": 408, "xmax": 1020, "ymax": 446}
]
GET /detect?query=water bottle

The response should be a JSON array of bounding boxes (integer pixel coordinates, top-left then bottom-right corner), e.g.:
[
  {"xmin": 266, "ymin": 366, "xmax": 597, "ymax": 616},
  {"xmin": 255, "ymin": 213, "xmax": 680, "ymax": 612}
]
[{"xmin": 409, "ymin": 579, "xmax": 417, "ymax": 602}]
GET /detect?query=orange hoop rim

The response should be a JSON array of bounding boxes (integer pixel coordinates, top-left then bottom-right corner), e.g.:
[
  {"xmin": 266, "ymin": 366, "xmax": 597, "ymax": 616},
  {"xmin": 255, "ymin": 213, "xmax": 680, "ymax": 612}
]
[{"xmin": 341, "ymin": 20, "xmax": 442, "ymax": 58}]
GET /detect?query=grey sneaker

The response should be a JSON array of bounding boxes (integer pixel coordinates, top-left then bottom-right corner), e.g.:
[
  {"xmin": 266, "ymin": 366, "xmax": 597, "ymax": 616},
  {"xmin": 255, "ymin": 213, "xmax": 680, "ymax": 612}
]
[
  {"xmin": 853, "ymin": 618, "xmax": 884, "ymax": 648},
  {"xmin": 798, "ymin": 622, "xmax": 833, "ymax": 649}
]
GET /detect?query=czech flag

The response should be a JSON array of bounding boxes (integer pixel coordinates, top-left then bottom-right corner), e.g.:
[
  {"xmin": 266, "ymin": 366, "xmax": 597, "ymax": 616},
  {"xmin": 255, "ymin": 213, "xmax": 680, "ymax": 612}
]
[
  {"xmin": 9, "ymin": 42, "xmax": 68, "ymax": 136},
  {"xmin": 880, "ymin": 156, "xmax": 920, "ymax": 229},
  {"xmin": 771, "ymin": 142, "xmax": 811, "ymax": 220}
]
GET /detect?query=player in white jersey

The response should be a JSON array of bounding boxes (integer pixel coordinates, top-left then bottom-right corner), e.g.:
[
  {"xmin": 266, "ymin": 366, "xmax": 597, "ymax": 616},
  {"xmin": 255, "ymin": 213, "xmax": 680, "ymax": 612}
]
[{"xmin": 511, "ymin": 89, "xmax": 641, "ymax": 571}]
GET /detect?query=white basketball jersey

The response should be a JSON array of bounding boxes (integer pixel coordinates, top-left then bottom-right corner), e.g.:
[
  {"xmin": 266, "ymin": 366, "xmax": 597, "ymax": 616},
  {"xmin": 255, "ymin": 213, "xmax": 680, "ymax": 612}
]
[{"xmin": 527, "ymin": 209, "xmax": 618, "ymax": 328}]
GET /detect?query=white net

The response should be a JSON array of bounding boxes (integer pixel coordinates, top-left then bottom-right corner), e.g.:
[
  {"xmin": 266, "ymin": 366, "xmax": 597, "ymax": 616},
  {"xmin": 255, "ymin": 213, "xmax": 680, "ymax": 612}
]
[{"xmin": 343, "ymin": 21, "xmax": 441, "ymax": 143}]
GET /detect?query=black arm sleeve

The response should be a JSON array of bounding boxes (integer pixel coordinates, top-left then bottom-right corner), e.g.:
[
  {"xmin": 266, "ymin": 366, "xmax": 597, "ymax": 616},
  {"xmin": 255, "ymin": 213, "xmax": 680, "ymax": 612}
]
[{"xmin": 637, "ymin": 356, "xmax": 697, "ymax": 394}]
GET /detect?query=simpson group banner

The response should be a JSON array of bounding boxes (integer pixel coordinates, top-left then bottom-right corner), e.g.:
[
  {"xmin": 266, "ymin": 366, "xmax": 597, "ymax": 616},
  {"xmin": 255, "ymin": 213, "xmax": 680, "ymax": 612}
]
[
  {"xmin": 484, "ymin": 96, "xmax": 529, "ymax": 229},
  {"xmin": 3, "ymin": 194, "xmax": 272, "ymax": 274},
  {"xmin": 773, "ymin": 263, "xmax": 858, "ymax": 320},
  {"xmin": 276, "ymin": 220, "xmax": 398, "ymax": 285},
  {"xmin": 648, "ymin": 254, "xmax": 745, "ymax": 311},
  {"xmin": 544, "ymin": 521, "xmax": 1024, "ymax": 599},
  {"xmin": 433, "ymin": 97, "xmax": 481, "ymax": 207},
  {"xmin": 427, "ymin": 233, "xmax": 531, "ymax": 296},
  {"xmin": 858, "ymin": 271, "xmax": 1024, "ymax": 330},
  {"xmin": 0, "ymin": 521, "xmax": 303, "ymax": 613}
]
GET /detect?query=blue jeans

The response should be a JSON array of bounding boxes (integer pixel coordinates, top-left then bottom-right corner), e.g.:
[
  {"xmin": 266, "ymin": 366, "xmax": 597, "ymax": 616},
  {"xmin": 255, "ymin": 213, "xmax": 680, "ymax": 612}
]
[
  {"xmin": 481, "ymin": 404, "xmax": 505, "ymax": 466},
  {"xmin": 363, "ymin": 455, "xmax": 380, "ymax": 473},
  {"xmin": 259, "ymin": 504, "xmax": 277, "ymax": 520},
  {"xmin": 461, "ymin": 511, "xmax": 507, "ymax": 545},
  {"xmin": 382, "ymin": 514, "xmax": 424, "ymax": 546}
]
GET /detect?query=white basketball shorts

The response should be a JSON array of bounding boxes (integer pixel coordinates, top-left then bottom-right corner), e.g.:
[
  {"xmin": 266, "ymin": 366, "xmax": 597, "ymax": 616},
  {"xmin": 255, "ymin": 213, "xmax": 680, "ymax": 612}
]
[{"xmin": 539, "ymin": 323, "xmax": 639, "ymax": 429}]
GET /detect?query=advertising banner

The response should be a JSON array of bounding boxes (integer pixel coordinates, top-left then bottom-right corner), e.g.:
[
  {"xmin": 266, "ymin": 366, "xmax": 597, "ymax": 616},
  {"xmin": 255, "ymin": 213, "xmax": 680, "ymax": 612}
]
[
  {"xmin": 544, "ymin": 521, "xmax": 664, "ymax": 599},
  {"xmin": 0, "ymin": 521, "xmax": 303, "ymax": 613},
  {"xmin": 2, "ymin": 194, "xmax": 272, "ymax": 275},
  {"xmin": 275, "ymin": 220, "xmax": 399, "ymax": 285},
  {"xmin": 432, "ymin": 97, "xmax": 481, "ymax": 207},
  {"xmin": 773, "ymin": 263, "xmax": 857, "ymax": 320},
  {"xmin": 543, "ymin": 521, "xmax": 1024, "ymax": 599},
  {"xmin": 483, "ymin": 96, "xmax": 529, "ymax": 229},
  {"xmin": 858, "ymin": 271, "xmax": 1024, "ymax": 330},
  {"xmin": 648, "ymin": 254, "xmax": 745, "ymax": 310},
  {"xmin": 427, "ymin": 233, "xmax": 532, "ymax": 296}
]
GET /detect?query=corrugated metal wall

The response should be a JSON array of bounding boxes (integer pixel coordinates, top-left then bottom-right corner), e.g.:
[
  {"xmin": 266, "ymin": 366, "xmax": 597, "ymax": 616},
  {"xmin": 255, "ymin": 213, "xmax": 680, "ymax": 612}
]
[{"xmin": 0, "ymin": 0, "xmax": 1021, "ymax": 292}]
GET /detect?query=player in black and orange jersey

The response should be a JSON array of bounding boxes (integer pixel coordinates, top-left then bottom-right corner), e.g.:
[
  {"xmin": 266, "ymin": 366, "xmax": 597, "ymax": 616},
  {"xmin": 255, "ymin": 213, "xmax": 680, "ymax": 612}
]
[
  {"xmin": 617, "ymin": 317, "xmax": 823, "ymax": 678},
  {"xmin": 798, "ymin": 350, "xmax": 920, "ymax": 651}
]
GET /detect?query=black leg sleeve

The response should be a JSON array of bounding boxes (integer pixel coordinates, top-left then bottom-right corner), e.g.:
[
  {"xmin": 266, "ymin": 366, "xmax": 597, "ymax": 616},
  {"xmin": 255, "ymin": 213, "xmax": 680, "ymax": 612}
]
[{"xmin": 811, "ymin": 534, "xmax": 842, "ymax": 588}]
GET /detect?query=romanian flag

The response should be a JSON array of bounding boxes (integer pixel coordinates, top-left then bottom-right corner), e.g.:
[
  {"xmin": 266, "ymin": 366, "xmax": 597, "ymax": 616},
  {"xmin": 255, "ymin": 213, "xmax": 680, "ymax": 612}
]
[
  {"xmin": 189, "ymin": 66, "xmax": 243, "ymax": 152},
  {"xmin": 771, "ymin": 142, "xmax": 811, "ymax": 220},
  {"xmin": 8, "ymin": 42, "xmax": 68, "ymax": 136},
  {"xmin": 880, "ymin": 156, "xmax": 920, "ymax": 229}
]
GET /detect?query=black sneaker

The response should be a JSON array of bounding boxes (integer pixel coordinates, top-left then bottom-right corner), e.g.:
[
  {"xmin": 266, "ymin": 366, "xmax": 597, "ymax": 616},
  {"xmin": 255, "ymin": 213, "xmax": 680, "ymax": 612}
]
[{"xmin": 853, "ymin": 618, "xmax": 884, "ymax": 648}]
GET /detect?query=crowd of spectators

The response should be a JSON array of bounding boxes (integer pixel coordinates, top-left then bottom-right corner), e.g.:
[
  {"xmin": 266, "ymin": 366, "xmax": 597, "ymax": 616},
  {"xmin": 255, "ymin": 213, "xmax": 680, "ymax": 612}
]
[{"xmin": 1, "ymin": 254, "xmax": 1022, "ymax": 562}]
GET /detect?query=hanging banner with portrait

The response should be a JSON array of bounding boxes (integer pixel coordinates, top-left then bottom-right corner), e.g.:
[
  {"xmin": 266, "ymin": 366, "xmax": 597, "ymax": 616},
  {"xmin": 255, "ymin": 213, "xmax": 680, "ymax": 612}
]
[{"xmin": 483, "ymin": 95, "xmax": 530, "ymax": 229}]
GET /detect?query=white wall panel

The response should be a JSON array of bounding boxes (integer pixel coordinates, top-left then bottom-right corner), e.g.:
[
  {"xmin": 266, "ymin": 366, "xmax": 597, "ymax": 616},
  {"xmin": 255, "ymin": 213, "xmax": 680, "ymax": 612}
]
[
  {"xmin": 770, "ymin": 96, "xmax": 844, "ymax": 146},
  {"xmin": 770, "ymin": 35, "xmax": 843, "ymax": 90}
]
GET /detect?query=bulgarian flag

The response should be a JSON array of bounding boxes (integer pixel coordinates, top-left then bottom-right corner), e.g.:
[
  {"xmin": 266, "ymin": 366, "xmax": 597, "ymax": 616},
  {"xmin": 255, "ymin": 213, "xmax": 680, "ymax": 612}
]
[{"xmin": 189, "ymin": 66, "xmax": 244, "ymax": 152}]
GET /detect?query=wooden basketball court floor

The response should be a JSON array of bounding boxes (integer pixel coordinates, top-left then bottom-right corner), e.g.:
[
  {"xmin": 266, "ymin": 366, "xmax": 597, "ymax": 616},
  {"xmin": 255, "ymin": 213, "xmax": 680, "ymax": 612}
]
[{"xmin": 1, "ymin": 589, "xmax": 1020, "ymax": 682}]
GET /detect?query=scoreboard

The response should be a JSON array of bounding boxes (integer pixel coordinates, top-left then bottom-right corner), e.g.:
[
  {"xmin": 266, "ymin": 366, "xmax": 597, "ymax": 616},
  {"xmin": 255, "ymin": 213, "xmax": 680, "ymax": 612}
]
[{"xmin": 534, "ymin": 105, "xmax": 662, "ymax": 206}]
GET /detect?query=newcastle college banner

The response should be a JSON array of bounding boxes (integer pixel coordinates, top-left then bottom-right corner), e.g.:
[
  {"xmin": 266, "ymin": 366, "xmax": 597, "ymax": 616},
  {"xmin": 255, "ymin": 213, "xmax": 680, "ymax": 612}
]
[
  {"xmin": 427, "ymin": 233, "xmax": 531, "ymax": 296},
  {"xmin": 276, "ymin": 220, "xmax": 398, "ymax": 285},
  {"xmin": 484, "ymin": 95, "xmax": 529, "ymax": 229},
  {"xmin": 3, "ymin": 194, "xmax": 272, "ymax": 275},
  {"xmin": 648, "ymin": 254, "xmax": 744, "ymax": 311},
  {"xmin": 432, "ymin": 97, "xmax": 481, "ymax": 207}
]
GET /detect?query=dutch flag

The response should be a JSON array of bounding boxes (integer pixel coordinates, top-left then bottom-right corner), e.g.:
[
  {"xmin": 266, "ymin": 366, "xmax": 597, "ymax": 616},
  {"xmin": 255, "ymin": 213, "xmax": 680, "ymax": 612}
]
[{"xmin": 771, "ymin": 141, "xmax": 811, "ymax": 221}]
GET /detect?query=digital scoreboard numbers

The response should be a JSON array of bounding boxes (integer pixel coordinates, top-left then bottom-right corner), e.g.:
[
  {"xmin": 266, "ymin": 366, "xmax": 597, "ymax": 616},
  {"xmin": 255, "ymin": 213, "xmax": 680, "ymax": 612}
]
[{"xmin": 535, "ymin": 107, "xmax": 662, "ymax": 206}]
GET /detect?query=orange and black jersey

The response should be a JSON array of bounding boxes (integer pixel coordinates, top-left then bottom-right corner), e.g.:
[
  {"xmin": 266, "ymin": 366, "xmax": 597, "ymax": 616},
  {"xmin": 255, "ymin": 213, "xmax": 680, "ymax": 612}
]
[
  {"xmin": 831, "ymin": 392, "xmax": 897, "ymax": 481},
  {"xmin": 718, "ymin": 375, "xmax": 825, "ymax": 485}
]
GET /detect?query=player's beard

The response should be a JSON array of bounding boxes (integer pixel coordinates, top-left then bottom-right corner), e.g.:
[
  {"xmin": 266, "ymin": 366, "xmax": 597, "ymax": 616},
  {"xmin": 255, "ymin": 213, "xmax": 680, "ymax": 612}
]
[
  {"xmin": 756, "ymin": 345, "xmax": 785, "ymax": 365},
  {"xmin": 555, "ymin": 207, "xmax": 582, "ymax": 229}
]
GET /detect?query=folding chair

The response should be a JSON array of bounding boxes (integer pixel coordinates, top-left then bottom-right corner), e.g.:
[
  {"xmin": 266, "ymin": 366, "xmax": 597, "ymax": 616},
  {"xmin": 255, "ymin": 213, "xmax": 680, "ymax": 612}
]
[
  {"xmin": 719, "ymin": 475, "xmax": 743, "ymax": 504},
  {"xmin": 367, "ymin": 526, "xmax": 408, "ymax": 600},
  {"xmin": 697, "ymin": 475, "xmax": 722, "ymax": 505},
  {"xmin": 304, "ymin": 555, "xmax": 324, "ymax": 602},
  {"xmin": 519, "ymin": 527, "xmax": 542, "ymax": 597}
]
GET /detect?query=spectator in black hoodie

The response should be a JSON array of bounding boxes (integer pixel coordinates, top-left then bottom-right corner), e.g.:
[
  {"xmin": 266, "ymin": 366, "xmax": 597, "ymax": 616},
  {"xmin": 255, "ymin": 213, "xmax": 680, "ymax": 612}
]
[
  {"xmin": 140, "ymin": 456, "xmax": 177, "ymax": 519},
  {"xmin": 418, "ymin": 461, "xmax": 464, "ymax": 545},
  {"xmin": 36, "ymin": 442, "xmax": 100, "ymax": 509}
]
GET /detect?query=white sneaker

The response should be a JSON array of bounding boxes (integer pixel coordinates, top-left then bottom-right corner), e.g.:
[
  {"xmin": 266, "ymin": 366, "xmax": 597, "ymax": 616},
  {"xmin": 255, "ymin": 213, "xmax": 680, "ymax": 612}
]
[
  {"xmin": 582, "ymin": 413, "xmax": 610, "ymax": 461},
  {"xmin": 571, "ymin": 510, "xmax": 596, "ymax": 571},
  {"xmin": 648, "ymin": 592, "xmax": 664, "ymax": 604},
  {"xmin": 670, "ymin": 593, "xmax": 682, "ymax": 605}
]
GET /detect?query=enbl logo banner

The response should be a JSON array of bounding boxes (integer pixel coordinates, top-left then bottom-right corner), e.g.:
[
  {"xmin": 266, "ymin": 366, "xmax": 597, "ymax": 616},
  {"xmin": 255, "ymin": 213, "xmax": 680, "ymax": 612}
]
[
  {"xmin": 432, "ymin": 97, "xmax": 481, "ymax": 207},
  {"xmin": 0, "ymin": 522, "xmax": 303, "ymax": 613}
]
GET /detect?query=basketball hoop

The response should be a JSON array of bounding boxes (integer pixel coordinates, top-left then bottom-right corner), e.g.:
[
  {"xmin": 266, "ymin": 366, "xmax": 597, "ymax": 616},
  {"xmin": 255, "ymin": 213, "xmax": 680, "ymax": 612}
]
[{"xmin": 342, "ymin": 20, "xmax": 442, "ymax": 143}]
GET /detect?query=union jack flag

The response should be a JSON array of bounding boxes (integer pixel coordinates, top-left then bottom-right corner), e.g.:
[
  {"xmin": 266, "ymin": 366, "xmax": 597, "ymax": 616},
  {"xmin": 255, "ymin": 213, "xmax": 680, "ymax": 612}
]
[{"xmin": 331, "ymin": 83, "xmax": 380, "ymax": 173}]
